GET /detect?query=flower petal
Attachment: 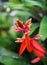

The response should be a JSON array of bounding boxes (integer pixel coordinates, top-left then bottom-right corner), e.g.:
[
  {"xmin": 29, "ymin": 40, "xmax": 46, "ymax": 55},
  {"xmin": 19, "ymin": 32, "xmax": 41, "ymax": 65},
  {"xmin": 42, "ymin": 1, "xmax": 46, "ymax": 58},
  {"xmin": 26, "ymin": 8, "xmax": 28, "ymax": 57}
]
[
  {"xmin": 19, "ymin": 40, "xmax": 27, "ymax": 56},
  {"xmin": 24, "ymin": 26, "xmax": 30, "ymax": 33},
  {"xmin": 33, "ymin": 48, "xmax": 45, "ymax": 57},
  {"xmin": 27, "ymin": 42, "xmax": 33, "ymax": 52},
  {"xmin": 14, "ymin": 26, "xmax": 23, "ymax": 32},
  {"xmin": 16, "ymin": 19, "xmax": 25, "ymax": 29},
  {"xmin": 31, "ymin": 39, "xmax": 46, "ymax": 54},
  {"xmin": 33, "ymin": 34, "xmax": 42, "ymax": 39},
  {"xmin": 15, "ymin": 38, "xmax": 24, "ymax": 42},
  {"xmin": 31, "ymin": 57, "xmax": 41, "ymax": 63},
  {"xmin": 25, "ymin": 34, "xmax": 33, "ymax": 52},
  {"xmin": 25, "ymin": 19, "xmax": 32, "ymax": 26},
  {"xmin": 25, "ymin": 19, "xmax": 32, "ymax": 33}
]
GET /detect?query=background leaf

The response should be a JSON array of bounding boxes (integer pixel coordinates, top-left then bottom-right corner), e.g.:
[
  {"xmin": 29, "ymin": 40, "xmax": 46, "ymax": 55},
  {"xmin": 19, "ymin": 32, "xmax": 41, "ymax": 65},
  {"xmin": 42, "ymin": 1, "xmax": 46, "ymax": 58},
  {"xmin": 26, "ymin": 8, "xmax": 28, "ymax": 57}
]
[
  {"xmin": 22, "ymin": 0, "xmax": 45, "ymax": 9},
  {"xmin": 39, "ymin": 16, "xmax": 47, "ymax": 41},
  {"xmin": 0, "ymin": 47, "xmax": 31, "ymax": 65},
  {"xmin": 30, "ymin": 22, "xmax": 39, "ymax": 35}
]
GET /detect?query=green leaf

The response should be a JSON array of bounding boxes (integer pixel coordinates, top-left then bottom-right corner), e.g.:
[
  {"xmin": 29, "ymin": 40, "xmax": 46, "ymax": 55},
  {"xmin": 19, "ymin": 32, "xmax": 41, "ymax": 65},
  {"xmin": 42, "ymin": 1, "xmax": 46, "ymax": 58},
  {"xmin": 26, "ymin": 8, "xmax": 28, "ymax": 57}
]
[
  {"xmin": 9, "ymin": 28, "xmax": 23, "ymax": 39},
  {"xmin": 3, "ymin": 2, "xmax": 24, "ymax": 10},
  {"xmin": 30, "ymin": 23, "xmax": 39, "ymax": 35},
  {"xmin": 0, "ymin": 35, "xmax": 12, "ymax": 47},
  {"xmin": 0, "ymin": 13, "xmax": 13, "ymax": 29},
  {"xmin": 9, "ymin": 28, "xmax": 17, "ymax": 39},
  {"xmin": 0, "ymin": 47, "xmax": 31, "ymax": 65},
  {"xmin": 9, "ymin": 0, "xmax": 21, "ymax": 4},
  {"xmin": 22, "ymin": 0, "xmax": 45, "ymax": 8},
  {"xmin": 16, "ymin": 11, "xmax": 34, "ymax": 22},
  {"xmin": 0, "ymin": 13, "xmax": 7, "ymax": 23},
  {"xmin": 39, "ymin": 16, "xmax": 47, "ymax": 41}
]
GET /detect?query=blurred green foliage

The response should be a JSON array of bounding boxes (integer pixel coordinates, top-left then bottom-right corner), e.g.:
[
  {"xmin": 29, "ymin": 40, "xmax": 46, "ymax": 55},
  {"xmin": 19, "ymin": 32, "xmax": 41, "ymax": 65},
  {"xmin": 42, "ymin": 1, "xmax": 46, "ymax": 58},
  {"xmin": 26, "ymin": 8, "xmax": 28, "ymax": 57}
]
[{"xmin": 0, "ymin": 0, "xmax": 47, "ymax": 65}]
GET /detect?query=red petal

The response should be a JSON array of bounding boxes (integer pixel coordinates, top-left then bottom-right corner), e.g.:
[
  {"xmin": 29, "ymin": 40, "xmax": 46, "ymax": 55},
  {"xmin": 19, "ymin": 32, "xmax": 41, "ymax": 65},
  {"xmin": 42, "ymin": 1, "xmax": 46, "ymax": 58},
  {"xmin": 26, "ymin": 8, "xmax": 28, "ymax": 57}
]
[
  {"xmin": 25, "ymin": 34, "xmax": 33, "ymax": 52},
  {"xmin": 27, "ymin": 42, "xmax": 33, "ymax": 52},
  {"xmin": 31, "ymin": 57, "xmax": 41, "ymax": 63},
  {"xmin": 33, "ymin": 34, "xmax": 42, "ymax": 39},
  {"xmin": 16, "ymin": 19, "xmax": 25, "ymax": 29},
  {"xmin": 14, "ymin": 26, "xmax": 23, "ymax": 32},
  {"xmin": 25, "ymin": 19, "xmax": 32, "ymax": 33},
  {"xmin": 19, "ymin": 40, "xmax": 27, "ymax": 56},
  {"xmin": 24, "ymin": 26, "xmax": 30, "ymax": 33},
  {"xmin": 25, "ymin": 19, "xmax": 31, "ymax": 26},
  {"xmin": 33, "ymin": 48, "xmax": 45, "ymax": 58},
  {"xmin": 31, "ymin": 39, "xmax": 46, "ymax": 54}
]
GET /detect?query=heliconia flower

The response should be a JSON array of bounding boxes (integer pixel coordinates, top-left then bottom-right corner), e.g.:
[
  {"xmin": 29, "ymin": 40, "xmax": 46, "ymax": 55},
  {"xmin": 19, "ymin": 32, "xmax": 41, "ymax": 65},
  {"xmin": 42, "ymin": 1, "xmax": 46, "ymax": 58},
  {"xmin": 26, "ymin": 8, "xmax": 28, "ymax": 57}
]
[
  {"xmin": 16, "ymin": 33, "xmax": 46, "ymax": 63},
  {"xmin": 14, "ymin": 19, "xmax": 32, "ymax": 33},
  {"xmin": 14, "ymin": 19, "xmax": 47, "ymax": 63}
]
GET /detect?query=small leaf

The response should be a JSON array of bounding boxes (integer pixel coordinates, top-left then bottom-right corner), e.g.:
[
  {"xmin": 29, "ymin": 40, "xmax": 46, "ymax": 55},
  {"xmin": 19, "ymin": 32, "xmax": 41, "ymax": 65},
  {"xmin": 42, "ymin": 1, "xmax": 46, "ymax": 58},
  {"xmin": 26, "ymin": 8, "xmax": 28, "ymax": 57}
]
[{"xmin": 39, "ymin": 16, "xmax": 47, "ymax": 41}]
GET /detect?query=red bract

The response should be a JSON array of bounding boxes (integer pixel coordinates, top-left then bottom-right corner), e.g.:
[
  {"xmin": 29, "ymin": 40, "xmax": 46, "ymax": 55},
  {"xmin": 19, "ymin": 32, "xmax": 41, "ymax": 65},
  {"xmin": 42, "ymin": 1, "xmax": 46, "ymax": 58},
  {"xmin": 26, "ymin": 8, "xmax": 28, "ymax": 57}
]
[
  {"xmin": 16, "ymin": 33, "xmax": 46, "ymax": 63},
  {"xmin": 14, "ymin": 19, "xmax": 47, "ymax": 63},
  {"xmin": 14, "ymin": 19, "xmax": 32, "ymax": 33}
]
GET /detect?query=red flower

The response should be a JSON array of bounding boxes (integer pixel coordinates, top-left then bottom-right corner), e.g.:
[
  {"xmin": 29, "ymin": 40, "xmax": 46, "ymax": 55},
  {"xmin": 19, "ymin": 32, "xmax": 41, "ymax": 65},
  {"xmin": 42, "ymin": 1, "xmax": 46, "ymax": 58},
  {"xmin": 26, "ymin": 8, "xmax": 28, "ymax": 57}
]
[
  {"xmin": 16, "ymin": 33, "xmax": 46, "ymax": 63},
  {"xmin": 14, "ymin": 19, "xmax": 32, "ymax": 33},
  {"xmin": 14, "ymin": 19, "xmax": 47, "ymax": 63}
]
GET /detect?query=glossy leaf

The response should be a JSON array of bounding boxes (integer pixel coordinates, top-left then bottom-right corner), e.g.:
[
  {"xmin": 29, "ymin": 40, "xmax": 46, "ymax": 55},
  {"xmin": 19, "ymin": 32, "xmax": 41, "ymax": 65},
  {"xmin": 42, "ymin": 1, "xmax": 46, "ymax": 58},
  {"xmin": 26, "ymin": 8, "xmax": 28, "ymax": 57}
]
[{"xmin": 39, "ymin": 16, "xmax": 47, "ymax": 41}]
